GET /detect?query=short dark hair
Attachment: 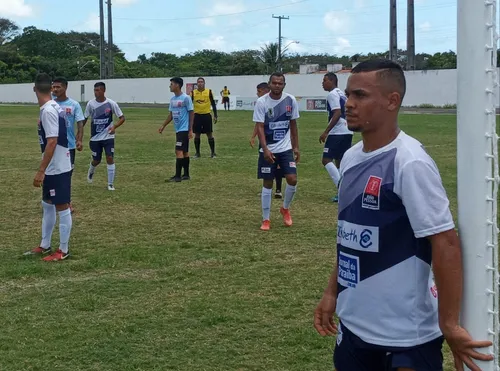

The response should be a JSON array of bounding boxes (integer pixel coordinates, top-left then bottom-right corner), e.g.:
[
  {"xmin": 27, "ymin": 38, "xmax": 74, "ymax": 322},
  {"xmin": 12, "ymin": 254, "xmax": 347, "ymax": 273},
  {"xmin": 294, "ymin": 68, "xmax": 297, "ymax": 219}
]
[
  {"xmin": 52, "ymin": 77, "xmax": 68, "ymax": 87},
  {"xmin": 170, "ymin": 77, "xmax": 184, "ymax": 88},
  {"xmin": 34, "ymin": 73, "xmax": 52, "ymax": 94},
  {"xmin": 324, "ymin": 72, "xmax": 338, "ymax": 86},
  {"xmin": 351, "ymin": 59, "xmax": 406, "ymax": 100},
  {"xmin": 197, "ymin": 77, "xmax": 205, "ymax": 83},
  {"xmin": 256, "ymin": 82, "xmax": 269, "ymax": 90},
  {"xmin": 269, "ymin": 72, "xmax": 286, "ymax": 83},
  {"xmin": 94, "ymin": 81, "xmax": 106, "ymax": 89}
]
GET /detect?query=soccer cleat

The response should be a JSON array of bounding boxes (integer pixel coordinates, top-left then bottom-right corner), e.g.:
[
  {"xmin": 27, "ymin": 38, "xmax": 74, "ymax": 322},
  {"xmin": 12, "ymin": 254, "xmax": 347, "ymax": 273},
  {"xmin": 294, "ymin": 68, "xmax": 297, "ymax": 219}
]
[
  {"xmin": 280, "ymin": 207, "xmax": 293, "ymax": 227},
  {"xmin": 260, "ymin": 220, "xmax": 271, "ymax": 231},
  {"xmin": 108, "ymin": 184, "xmax": 115, "ymax": 191},
  {"xmin": 87, "ymin": 170, "xmax": 94, "ymax": 184},
  {"xmin": 23, "ymin": 246, "xmax": 52, "ymax": 256},
  {"xmin": 274, "ymin": 191, "xmax": 283, "ymax": 199},
  {"xmin": 331, "ymin": 195, "xmax": 339, "ymax": 203},
  {"xmin": 211, "ymin": 153, "xmax": 217, "ymax": 158},
  {"xmin": 167, "ymin": 176, "xmax": 182, "ymax": 183},
  {"xmin": 42, "ymin": 249, "xmax": 69, "ymax": 262},
  {"xmin": 181, "ymin": 175, "xmax": 191, "ymax": 181},
  {"xmin": 194, "ymin": 153, "xmax": 201, "ymax": 159}
]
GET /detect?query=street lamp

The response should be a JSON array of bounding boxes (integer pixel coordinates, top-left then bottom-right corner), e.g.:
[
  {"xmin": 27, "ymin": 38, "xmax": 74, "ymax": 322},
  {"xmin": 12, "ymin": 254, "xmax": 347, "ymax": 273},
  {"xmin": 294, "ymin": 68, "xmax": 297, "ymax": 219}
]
[
  {"xmin": 279, "ymin": 40, "xmax": 299, "ymax": 72},
  {"xmin": 77, "ymin": 60, "xmax": 95, "ymax": 76}
]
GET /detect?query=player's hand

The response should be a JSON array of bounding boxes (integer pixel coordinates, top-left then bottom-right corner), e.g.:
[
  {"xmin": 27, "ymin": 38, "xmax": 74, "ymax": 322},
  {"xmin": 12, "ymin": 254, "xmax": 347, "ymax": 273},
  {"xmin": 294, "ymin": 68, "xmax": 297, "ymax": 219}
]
[
  {"xmin": 33, "ymin": 170, "xmax": 45, "ymax": 188},
  {"xmin": 214, "ymin": 116, "xmax": 218, "ymax": 124},
  {"xmin": 293, "ymin": 148, "xmax": 300, "ymax": 163},
  {"xmin": 76, "ymin": 140, "xmax": 83, "ymax": 152},
  {"xmin": 108, "ymin": 126, "xmax": 115, "ymax": 134},
  {"xmin": 319, "ymin": 132, "xmax": 328, "ymax": 143},
  {"xmin": 158, "ymin": 126, "xmax": 164, "ymax": 134},
  {"xmin": 442, "ymin": 324, "xmax": 493, "ymax": 371},
  {"xmin": 314, "ymin": 293, "xmax": 338, "ymax": 336},
  {"xmin": 263, "ymin": 149, "xmax": 275, "ymax": 164},
  {"xmin": 188, "ymin": 130, "xmax": 193, "ymax": 139},
  {"xmin": 249, "ymin": 137, "xmax": 255, "ymax": 148}
]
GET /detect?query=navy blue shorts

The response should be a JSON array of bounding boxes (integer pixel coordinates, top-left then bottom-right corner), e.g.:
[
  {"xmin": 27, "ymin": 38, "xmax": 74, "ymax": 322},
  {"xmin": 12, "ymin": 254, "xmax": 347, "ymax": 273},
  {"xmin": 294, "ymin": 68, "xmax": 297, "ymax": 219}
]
[
  {"xmin": 334, "ymin": 322, "xmax": 444, "ymax": 371},
  {"xmin": 175, "ymin": 131, "xmax": 189, "ymax": 152},
  {"xmin": 42, "ymin": 171, "xmax": 72, "ymax": 205},
  {"xmin": 90, "ymin": 139, "xmax": 114, "ymax": 162},
  {"xmin": 323, "ymin": 134, "xmax": 353, "ymax": 161},
  {"xmin": 258, "ymin": 149, "xmax": 297, "ymax": 180}
]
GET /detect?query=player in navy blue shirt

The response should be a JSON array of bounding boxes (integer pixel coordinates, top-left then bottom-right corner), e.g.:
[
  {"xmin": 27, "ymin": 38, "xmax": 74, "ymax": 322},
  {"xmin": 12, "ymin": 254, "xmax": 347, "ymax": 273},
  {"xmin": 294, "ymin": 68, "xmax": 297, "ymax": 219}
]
[{"xmin": 158, "ymin": 77, "xmax": 194, "ymax": 182}]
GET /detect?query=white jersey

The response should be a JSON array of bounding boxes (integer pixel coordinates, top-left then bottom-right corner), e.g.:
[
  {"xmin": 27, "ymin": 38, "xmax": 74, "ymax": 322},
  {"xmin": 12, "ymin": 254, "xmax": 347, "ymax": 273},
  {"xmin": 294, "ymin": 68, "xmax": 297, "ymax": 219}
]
[
  {"xmin": 327, "ymin": 88, "xmax": 351, "ymax": 136},
  {"xmin": 336, "ymin": 130, "xmax": 454, "ymax": 347},
  {"xmin": 38, "ymin": 101, "xmax": 72, "ymax": 176},
  {"xmin": 252, "ymin": 92, "xmax": 300, "ymax": 154},
  {"xmin": 84, "ymin": 98, "xmax": 123, "ymax": 141}
]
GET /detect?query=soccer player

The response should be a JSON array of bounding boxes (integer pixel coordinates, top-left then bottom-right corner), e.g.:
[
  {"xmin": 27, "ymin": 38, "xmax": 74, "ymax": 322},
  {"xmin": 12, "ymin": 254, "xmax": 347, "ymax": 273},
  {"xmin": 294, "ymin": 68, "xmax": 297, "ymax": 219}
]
[
  {"xmin": 24, "ymin": 73, "xmax": 73, "ymax": 261},
  {"xmin": 250, "ymin": 82, "xmax": 283, "ymax": 199},
  {"xmin": 220, "ymin": 85, "xmax": 230, "ymax": 111},
  {"xmin": 319, "ymin": 72, "xmax": 352, "ymax": 203},
  {"xmin": 313, "ymin": 60, "xmax": 493, "ymax": 371},
  {"xmin": 158, "ymin": 77, "xmax": 194, "ymax": 182},
  {"xmin": 83, "ymin": 82, "xmax": 125, "ymax": 191},
  {"xmin": 191, "ymin": 77, "xmax": 217, "ymax": 158},
  {"xmin": 253, "ymin": 72, "xmax": 300, "ymax": 231}
]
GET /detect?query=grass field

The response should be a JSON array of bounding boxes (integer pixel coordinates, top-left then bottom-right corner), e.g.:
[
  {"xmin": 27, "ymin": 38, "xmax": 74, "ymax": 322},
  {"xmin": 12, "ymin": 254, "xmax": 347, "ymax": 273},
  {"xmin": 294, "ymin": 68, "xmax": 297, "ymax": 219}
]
[{"xmin": 0, "ymin": 106, "xmax": 460, "ymax": 370}]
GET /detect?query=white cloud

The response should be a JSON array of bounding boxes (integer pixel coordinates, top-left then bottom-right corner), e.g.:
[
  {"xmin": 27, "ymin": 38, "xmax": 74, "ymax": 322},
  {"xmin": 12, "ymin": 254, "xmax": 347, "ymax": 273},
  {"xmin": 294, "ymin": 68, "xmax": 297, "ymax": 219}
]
[
  {"xmin": 113, "ymin": 0, "xmax": 138, "ymax": 6},
  {"xmin": 76, "ymin": 13, "xmax": 100, "ymax": 32},
  {"xmin": 418, "ymin": 21, "xmax": 431, "ymax": 32},
  {"xmin": 201, "ymin": 34, "xmax": 227, "ymax": 50},
  {"xmin": 323, "ymin": 11, "xmax": 350, "ymax": 34},
  {"xmin": 333, "ymin": 37, "xmax": 351, "ymax": 54},
  {"xmin": 201, "ymin": 0, "xmax": 246, "ymax": 27},
  {"xmin": 0, "ymin": 0, "xmax": 33, "ymax": 17}
]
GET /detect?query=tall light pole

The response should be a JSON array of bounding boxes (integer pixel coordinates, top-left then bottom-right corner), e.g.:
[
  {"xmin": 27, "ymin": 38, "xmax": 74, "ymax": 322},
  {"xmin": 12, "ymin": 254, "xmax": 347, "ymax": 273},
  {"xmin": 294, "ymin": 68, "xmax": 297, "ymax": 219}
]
[
  {"xmin": 272, "ymin": 14, "xmax": 289, "ymax": 72},
  {"xmin": 99, "ymin": 0, "xmax": 106, "ymax": 79}
]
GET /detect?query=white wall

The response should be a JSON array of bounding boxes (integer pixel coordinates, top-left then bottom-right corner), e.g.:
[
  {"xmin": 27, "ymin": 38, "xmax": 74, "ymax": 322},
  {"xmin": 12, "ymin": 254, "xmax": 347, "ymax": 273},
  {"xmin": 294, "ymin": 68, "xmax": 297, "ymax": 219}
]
[{"xmin": 0, "ymin": 69, "xmax": 493, "ymax": 108}]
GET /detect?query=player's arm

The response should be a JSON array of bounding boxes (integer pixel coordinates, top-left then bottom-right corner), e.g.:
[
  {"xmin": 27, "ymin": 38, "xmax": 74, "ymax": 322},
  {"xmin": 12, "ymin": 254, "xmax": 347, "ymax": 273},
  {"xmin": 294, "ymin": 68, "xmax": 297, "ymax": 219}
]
[
  {"xmin": 209, "ymin": 89, "xmax": 218, "ymax": 120},
  {"xmin": 159, "ymin": 112, "xmax": 173, "ymax": 134},
  {"xmin": 320, "ymin": 93, "xmax": 342, "ymax": 143},
  {"xmin": 290, "ymin": 98, "xmax": 300, "ymax": 162},
  {"xmin": 189, "ymin": 110, "xmax": 194, "ymax": 138},
  {"xmin": 314, "ymin": 263, "xmax": 339, "ymax": 336},
  {"xmin": 34, "ymin": 110, "xmax": 59, "ymax": 187},
  {"xmin": 399, "ymin": 160, "xmax": 493, "ymax": 371},
  {"xmin": 253, "ymin": 100, "xmax": 273, "ymax": 162},
  {"xmin": 249, "ymin": 125, "xmax": 258, "ymax": 147},
  {"xmin": 75, "ymin": 103, "xmax": 85, "ymax": 151},
  {"xmin": 112, "ymin": 103, "xmax": 126, "ymax": 130}
]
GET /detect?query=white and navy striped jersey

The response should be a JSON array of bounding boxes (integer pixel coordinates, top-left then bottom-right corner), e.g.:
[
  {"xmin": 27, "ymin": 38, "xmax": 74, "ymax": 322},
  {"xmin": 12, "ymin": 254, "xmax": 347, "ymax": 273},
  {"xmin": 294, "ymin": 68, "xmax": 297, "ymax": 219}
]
[
  {"xmin": 336, "ymin": 130, "xmax": 454, "ymax": 347},
  {"xmin": 84, "ymin": 98, "xmax": 123, "ymax": 142}
]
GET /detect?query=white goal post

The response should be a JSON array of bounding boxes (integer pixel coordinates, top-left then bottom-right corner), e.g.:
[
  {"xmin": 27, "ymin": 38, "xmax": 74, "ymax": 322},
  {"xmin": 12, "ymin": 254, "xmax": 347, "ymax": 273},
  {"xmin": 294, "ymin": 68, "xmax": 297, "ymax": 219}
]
[{"xmin": 457, "ymin": 0, "xmax": 499, "ymax": 370}]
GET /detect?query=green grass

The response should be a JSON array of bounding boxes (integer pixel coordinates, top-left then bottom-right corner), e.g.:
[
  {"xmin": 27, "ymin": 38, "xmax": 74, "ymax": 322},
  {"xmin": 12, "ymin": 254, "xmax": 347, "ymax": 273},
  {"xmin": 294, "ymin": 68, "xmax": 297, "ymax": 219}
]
[{"xmin": 0, "ymin": 106, "xmax": 460, "ymax": 370}]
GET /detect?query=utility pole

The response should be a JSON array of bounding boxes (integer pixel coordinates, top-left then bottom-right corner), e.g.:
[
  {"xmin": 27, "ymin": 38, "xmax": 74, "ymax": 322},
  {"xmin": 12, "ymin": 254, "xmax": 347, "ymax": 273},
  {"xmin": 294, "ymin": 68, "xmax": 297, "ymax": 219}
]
[
  {"xmin": 99, "ymin": 0, "xmax": 107, "ymax": 79},
  {"xmin": 389, "ymin": 0, "xmax": 398, "ymax": 62},
  {"xmin": 107, "ymin": 0, "xmax": 114, "ymax": 78},
  {"xmin": 406, "ymin": 0, "xmax": 415, "ymax": 70},
  {"xmin": 272, "ymin": 14, "xmax": 289, "ymax": 72}
]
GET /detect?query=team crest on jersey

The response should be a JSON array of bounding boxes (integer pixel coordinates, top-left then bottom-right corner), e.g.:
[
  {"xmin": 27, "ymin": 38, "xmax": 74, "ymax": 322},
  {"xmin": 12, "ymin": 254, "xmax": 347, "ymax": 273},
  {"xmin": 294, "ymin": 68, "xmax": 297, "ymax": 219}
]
[
  {"xmin": 362, "ymin": 175, "xmax": 382, "ymax": 210},
  {"xmin": 285, "ymin": 105, "xmax": 292, "ymax": 116},
  {"xmin": 65, "ymin": 107, "xmax": 72, "ymax": 115},
  {"xmin": 105, "ymin": 108, "xmax": 111, "ymax": 114},
  {"xmin": 267, "ymin": 108, "xmax": 274, "ymax": 118},
  {"xmin": 177, "ymin": 101, "xmax": 182, "ymax": 107}
]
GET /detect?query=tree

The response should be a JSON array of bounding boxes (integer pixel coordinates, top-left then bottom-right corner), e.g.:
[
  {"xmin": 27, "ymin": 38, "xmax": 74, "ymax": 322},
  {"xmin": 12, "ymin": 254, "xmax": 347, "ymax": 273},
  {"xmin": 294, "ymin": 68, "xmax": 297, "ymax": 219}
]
[
  {"xmin": 0, "ymin": 18, "xmax": 19, "ymax": 45},
  {"xmin": 259, "ymin": 43, "xmax": 280, "ymax": 73}
]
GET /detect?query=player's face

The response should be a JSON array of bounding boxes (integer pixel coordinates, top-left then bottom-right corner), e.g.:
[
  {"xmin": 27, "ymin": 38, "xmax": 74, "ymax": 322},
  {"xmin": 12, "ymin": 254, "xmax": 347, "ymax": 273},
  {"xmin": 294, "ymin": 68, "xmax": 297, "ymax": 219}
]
[
  {"xmin": 322, "ymin": 76, "xmax": 333, "ymax": 92},
  {"xmin": 256, "ymin": 88, "xmax": 269, "ymax": 97},
  {"xmin": 169, "ymin": 82, "xmax": 176, "ymax": 92},
  {"xmin": 94, "ymin": 86, "xmax": 105, "ymax": 99},
  {"xmin": 197, "ymin": 79, "xmax": 205, "ymax": 90},
  {"xmin": 51, "ymin": 83, "xmax": 66, "ymax": 99},
  {"xmin": 269, "ymin": 76, "xmax": 285, "ymax": 96},
  {"xmin": 345, "ymin": 71, "xmax": 385, "ymax": 133}
]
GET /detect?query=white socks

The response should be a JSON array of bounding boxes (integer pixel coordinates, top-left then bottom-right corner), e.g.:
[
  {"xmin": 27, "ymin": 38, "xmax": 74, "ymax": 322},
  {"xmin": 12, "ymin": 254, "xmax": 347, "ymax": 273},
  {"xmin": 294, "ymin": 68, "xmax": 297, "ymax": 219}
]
[
  {"xmin": 88, "ymin": 162, "xmax": 96, "ymax": 177},
  {"xmin": 40, "ymin": 201, "xmax": 56, "ymax": 249},
  {"xmin": 107, "ymin": 163, "xmax": 116, "ymax": 185},
  {"xmin": 58, "ymin": 209, "xmax": 72, "ymax": 253},
  {"xmin": 261, "ymin": 187, "xmax": 272, "ymax": 221},
  {"xmin": 283, "ymin": 184, "xmax": 296, "ymax": 209},
  {"xmin": 325, "ymin": 162, "xmax": 341, "ymax": 187}
]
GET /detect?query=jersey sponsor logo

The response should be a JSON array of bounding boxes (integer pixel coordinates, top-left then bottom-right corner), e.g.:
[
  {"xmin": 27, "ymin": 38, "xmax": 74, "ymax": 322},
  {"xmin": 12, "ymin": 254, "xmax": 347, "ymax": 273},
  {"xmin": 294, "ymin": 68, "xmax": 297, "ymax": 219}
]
[
  {"xmin": 338, "ymin": 251, "xmax": 359, "ymax": 288},
  {"xmin": 177, "ymin": 101, "xmax": 182, "ymax": 107},
  {"xmin": 362, "ymin": 175, "xmax": 382, "ymax": 210},
  {"xmin": 273, "ymin": 130, "xmax": 286, "ymax": 141},
  {"xmin": 65, "ymin": 107, "xmax": 72, "ymax": 115},
  {"xmin": 337, "ymin": 220, "xmax": 379, "ymax": 252},
  {"xmin": 94, "ymin": 118, "xmax": 108, "ymax": 125},
  {"xmin": 269, "ymin": 122, "xmax": 289, "ymax": 130},
  {"xmin": 261, "ymin": 167, "xmax": 271, "ymax": 174}
]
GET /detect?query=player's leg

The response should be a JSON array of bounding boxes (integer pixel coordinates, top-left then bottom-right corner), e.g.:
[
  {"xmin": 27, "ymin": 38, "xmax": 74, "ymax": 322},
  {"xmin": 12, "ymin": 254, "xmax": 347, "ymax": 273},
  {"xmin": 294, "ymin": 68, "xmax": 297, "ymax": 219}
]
[
  {"xmin": 278, "ymin": 150, "xmax": 297, "ymax": 227},
  {"xmin": 182, "ymin": 131, "xmax": 190, "ymax": 180},
  {"xmin": 274, "ymin": 165, "xmax": 283, "ymax": 199},
  {"xmin": 389, "ymin": 336, "xmax": 444, "ymax": 371},
  {"xmin": 104, "ymin": 139, "xmax": 115, "ymax": 191},
  {"xmin": 258, "ymin": 152, "xmax": 276, "ymax": 231},
  {"xmin": 205, "ymin": 115, "xmax": 216, "ymax": 158},
  {"xmin": 43, "ymin": 171, "xmax": 72, "ymax": 261},
  {"xmin": 69, "ymin": 148, "xmax": 76, "ymax": 213},
  {"xmin": 193, "ymin": 114, "xmax": 202, "ymax": 158},
  {"xmin": 168, "ymin": 132, "xmax": 187, "ymax": 182},
  {"xmin": 88, "ymin": 140, "xmax": 102, "ymax": 183},
  {"xmin": 323, "ymin": 135, "xmax": 341, "ymax": 202}
]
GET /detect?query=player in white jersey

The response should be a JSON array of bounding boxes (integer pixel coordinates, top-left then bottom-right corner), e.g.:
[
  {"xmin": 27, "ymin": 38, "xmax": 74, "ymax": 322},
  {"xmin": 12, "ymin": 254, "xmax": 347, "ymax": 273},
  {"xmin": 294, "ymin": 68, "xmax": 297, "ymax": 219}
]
[
  {"xmin": 83, "ymin": 82, "xmax": 125, "ymax": 191},
  {"xmin": 253, "ymin": 72, "xmax": 300, "ymax": 231},
  {"xmin": 24, "ymin": 73, "xmax": 73, "ymax": 261},
  {"xmin": 319, "ymin": 72, "xmax": 353, "ymax": 202},
  {"xmin": 313, "ymin": 60, "xmax": 493, "ymax": 371}
]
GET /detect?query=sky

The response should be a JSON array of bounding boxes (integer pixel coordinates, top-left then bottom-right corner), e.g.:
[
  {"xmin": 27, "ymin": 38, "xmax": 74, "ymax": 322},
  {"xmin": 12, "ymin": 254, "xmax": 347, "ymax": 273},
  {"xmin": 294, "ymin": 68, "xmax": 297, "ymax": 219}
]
[{"xmin": 0, "ymin": 0, "xmax": 457, "ymax": 61}]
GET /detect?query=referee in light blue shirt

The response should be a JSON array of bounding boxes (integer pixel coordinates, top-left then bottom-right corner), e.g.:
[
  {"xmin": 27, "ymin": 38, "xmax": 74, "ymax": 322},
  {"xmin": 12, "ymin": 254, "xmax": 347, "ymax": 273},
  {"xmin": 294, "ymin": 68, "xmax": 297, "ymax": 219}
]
[{"xmin": 158, "ymin": 77, "xmax": 194, "ymax": 183}]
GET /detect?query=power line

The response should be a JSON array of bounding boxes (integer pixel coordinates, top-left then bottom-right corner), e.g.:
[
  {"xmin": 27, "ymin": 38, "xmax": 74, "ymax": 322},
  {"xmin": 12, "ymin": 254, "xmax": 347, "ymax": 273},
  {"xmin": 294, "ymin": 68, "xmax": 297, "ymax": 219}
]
[{"xmin": 113, "ymin": 0, "xmax": 311, "ymax": 22}]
